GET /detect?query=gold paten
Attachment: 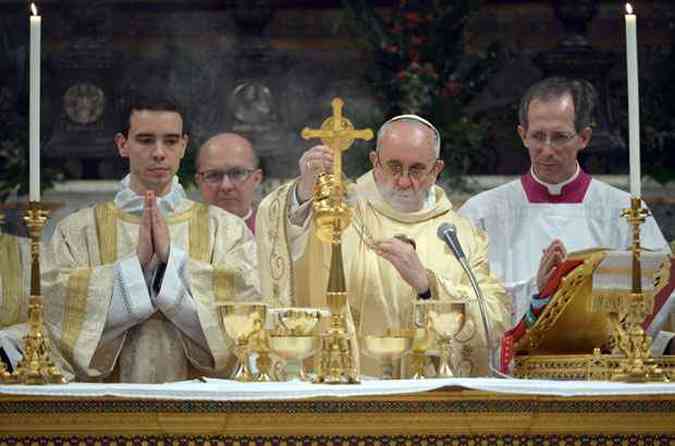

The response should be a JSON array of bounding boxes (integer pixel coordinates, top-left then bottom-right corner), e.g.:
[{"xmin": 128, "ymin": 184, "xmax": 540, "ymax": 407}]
[{"xmin": 301, "ymin": 98, "xmax": 373, "ymax": 384}]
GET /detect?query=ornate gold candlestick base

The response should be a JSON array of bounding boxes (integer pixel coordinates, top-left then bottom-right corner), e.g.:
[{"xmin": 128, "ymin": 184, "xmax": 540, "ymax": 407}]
[
  {"xmin": 6, "ymin": 202, "xmax": 65, "ymax": 385},
  {"xmin": 598, "ymin": 197, "xmax": 670, "ymax": 383}
]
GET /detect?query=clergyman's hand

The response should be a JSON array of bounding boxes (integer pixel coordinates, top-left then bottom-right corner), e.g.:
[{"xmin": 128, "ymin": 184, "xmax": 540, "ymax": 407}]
[
  {"xmin": 374, "ymin": 238, "xmax": 429, "ymax": 294},
  {"xmin": 137, "ymin": 191, "xmax": 155, "ymax": 270},
  {"xmin": 296, "ymin": 145, "xmax": 334, "ymax": 203},
  {"xmin": 149, "ymin": 192, "xmax": 171, "ymax": 264},
  {"xmin": 536, "ymin": 239, "xmax": 567, "ymax": 293}
]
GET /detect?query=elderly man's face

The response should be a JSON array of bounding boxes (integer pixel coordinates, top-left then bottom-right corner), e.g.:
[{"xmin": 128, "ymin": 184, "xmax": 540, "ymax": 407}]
[
  {"xmin": 196, "ymin": 137, "xmax": 262, "ymax": 218},
  {"xmin": 369, "ymin": 121, "xmax": 442, "ymax": 212},
  {"xmin": 518, "ymin": 94, "xmax": 591, "ymax": 184}
]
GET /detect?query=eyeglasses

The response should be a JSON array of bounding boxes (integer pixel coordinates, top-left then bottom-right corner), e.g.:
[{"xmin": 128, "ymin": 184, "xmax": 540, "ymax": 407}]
[
  {"xmin": 376, "ymin": 154, "xmax": 436, "ymax": 181},
  {"xmin": 197, "ymin": 168, "xmax": 257, "ymax": 186},
  {"xmin": 527, "ymin": 131, "xmax": 577, "ymax": 148}
]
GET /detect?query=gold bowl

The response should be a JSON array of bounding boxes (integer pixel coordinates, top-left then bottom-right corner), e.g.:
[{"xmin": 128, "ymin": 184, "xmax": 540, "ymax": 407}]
[{"xmin": 272, "ymin": 307, "xmax": 324, "ymax": 336}]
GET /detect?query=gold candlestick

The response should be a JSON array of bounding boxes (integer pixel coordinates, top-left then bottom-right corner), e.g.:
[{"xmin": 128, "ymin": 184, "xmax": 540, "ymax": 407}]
[
  {"xmin": 301, "ymin": 98, "xmax": 373, "ymax": 384},
  {"xmin": 8, "ymin": 202, "xmax": 65, "ymax": 385},
  {"xmin": 606, "ymin": 197, "xmax": 668, "ymax": 382}
]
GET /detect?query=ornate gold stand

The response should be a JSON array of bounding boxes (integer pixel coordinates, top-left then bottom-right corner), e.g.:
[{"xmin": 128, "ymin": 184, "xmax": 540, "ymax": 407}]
[
  {"xmin": 301, "ymin": 98, "xmax": 373, "ymax": 384},
  {"xmin": 1, "ymin": 202, "xmax": 64, "ymax": 384},
  {"xmin": 601, "ymin": 197, "xmax": 668, "ymax": 382}
]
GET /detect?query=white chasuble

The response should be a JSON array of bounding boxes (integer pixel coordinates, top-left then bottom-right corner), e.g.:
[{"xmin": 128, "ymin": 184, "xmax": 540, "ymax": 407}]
[
  {"xmin": 42, "ymin": 196, "xmax": 259, "ymax": 383},
  {"xmin": 459, "ymin": 177, "xmax": 673, "ymax": 345},
  {"xmin": 257, "ymin": 172, "xmax": 510, "ymax": 377}
]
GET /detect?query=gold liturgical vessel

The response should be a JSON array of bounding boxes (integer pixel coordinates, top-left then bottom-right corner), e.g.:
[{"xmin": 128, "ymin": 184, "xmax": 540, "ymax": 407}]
[
  {"xmin": 301, "ymin": 98, "xmax": 373, "ymax": 384},
  {"xmin": 0, "ymin": 203, "xmax": 65, "ymax": 385}
]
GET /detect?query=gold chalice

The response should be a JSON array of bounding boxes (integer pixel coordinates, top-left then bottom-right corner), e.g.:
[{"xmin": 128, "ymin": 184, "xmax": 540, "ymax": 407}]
[
  {"xmin": 416, "ymin": 301, "xmax": 466, "ymax": 378},
  {"xmin": 269, "ymin": 307, "xmax": 324, "ymax": 380},
  {"xmin": 217, "ymin": 302, "xmax": 268, "ymax": 382},
  {"xmin": 410, "ymin": 304, "xmax": 436, "ymax": 379},
  {"xmin": 360, "ymin": 328, "xmax": 415, "ymax": 379}
]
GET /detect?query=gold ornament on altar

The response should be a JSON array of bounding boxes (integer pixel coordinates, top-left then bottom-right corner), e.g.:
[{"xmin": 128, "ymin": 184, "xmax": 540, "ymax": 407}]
[
  {"xmin": 300, "ymin": 98, "xmax": 373, "ymax": 384},
  {"xmin": 512, "ymin": 198, "xmax": 675, "ymax": 382},
  {"xmin": 0, "ymin": 202, "xmax": 65, "ymax": 385},
  {"xmin": 217, "ymin": 302, "xmax": 269, "ymax": 382}
]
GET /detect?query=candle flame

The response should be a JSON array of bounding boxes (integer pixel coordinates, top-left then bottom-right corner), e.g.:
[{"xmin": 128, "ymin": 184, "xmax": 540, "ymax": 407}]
[
  {"xmin": 30, "ymin": 3, "xmax": 38, "ymax": 16},
  {"xmin": 626, "ymin": 3, "xmax": 634, "ymax": 15}
]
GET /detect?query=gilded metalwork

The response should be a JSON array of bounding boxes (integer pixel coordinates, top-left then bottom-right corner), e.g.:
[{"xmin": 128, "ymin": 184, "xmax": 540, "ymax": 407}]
[
  {"xmin": 1, "ymin": 202, "xmax": 65, "ymax": 385},
  {"xmin": 301, "ymin": 98, "xmax": 373, "ymax": 384},
  {"xmin": 513, "ymin": 198, "xmax": 673, "ymax": 383},
  {"xmin": 515, "ymin": 249, "xmax": 609, "ymax": 355}
]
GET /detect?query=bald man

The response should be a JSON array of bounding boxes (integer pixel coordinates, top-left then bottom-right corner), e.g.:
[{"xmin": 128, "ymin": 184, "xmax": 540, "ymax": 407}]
[{"xmin": 195, "ymin": 133, "xmax": 263, "ymax": 233}]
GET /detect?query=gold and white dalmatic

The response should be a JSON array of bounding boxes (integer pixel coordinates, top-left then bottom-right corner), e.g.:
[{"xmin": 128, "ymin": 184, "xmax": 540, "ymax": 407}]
[
  {"xmin": 256, "ymin": 171, "xmax": 510, "ymax": 377},
  {"xmin": 0, "ymin": 233, "xmax": 32, "ymax": 367},
  {"xmin": 42, "ymin": 176, "xmax": 259, "ymax": 383}
]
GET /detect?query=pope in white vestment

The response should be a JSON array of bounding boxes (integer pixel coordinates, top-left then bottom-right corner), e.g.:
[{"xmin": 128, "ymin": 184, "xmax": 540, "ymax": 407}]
[
  {"xmin": 257, "ymin": 116, "xmax": 510, "ymax": 377},
  {"xmin": 42, "ymin": 176, "xmax": 259, "ymax": 383}
]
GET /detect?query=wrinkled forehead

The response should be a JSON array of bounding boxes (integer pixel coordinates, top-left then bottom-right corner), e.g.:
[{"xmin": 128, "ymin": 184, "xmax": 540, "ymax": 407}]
[{"xmin": 378, "ymin": 121, "xmax": 437, "ymax": 163}]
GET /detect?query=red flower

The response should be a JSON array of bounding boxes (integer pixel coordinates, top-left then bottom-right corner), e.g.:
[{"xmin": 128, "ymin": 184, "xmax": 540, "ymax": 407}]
[{"xmin": 404, "ymin": 12, "xmax": 421, "ymax": 24}]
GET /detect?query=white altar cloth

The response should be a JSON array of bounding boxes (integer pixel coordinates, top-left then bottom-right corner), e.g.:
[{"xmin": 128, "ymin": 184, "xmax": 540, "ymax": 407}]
[{"xmin": 1, "ymin": 378, "xmax": 675, "ymax": 400}]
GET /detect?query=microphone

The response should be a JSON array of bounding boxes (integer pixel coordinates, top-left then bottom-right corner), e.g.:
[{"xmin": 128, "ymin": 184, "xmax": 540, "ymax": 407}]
[
  {"xmin": 437, "ymin": 223, "xmax": 465, "ymax": 259},
  {"xmin": 436, "ymin": 222, "xmax": 507, "ymax": 378}
]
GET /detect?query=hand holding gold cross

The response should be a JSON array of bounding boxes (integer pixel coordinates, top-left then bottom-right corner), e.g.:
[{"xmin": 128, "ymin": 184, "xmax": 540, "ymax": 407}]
[{"xmin": 301, "ymin": 98, "xmax": 374, "ymax": 182}]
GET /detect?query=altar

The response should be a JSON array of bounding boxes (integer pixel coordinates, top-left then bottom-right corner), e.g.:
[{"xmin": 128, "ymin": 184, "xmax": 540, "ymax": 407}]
[{"xmin": 2, "ymin": 379, "xmax": 675, "ymax": 445}]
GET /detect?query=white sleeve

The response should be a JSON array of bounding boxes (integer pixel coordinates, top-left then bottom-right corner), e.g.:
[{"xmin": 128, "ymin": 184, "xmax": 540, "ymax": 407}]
[
  {"xmin": 101, "ymin": 256, "xmax": 155, "ymax": 344},
  {"xmin": 651, "ymin": 330, "xmax": 675, "ymax": 356},
  {"xmin": 505, "ymin": 275, "xmax": 539, "ymax": 324},
  {"xmin": 153, "ymin": 247, "xmax": 209, "ymax": 350}
]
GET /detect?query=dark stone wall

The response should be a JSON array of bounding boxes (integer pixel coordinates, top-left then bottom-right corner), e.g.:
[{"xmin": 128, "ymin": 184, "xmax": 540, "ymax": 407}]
[{"xmin": 0, "ymin": 1, "xmax": 673, "ymax": 182}]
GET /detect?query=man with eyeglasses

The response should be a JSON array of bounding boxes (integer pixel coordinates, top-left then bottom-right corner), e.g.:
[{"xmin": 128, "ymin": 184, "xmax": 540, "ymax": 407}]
[
  {"xmin": 459, "ymin": 77, "xmax": 674, "ymax": 355},
  {"xmin": 256, "ymin": 115, "xmax": 510, "ymax": 378},
  {"xmin": 33, "ymin": 92, "xmax": 260, "ymax": 383},
  {"xmin": 195, "ymin": 133, "xmax": 263, "ymax": 234}
]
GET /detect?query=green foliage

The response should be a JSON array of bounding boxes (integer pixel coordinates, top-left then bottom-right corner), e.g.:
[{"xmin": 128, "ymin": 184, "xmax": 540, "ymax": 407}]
[{"xmin": 341, "ymin": 0, "xmax": 499, "ymax": 189}]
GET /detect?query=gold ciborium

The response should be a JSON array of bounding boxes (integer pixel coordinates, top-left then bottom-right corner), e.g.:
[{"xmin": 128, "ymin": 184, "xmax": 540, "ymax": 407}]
[
  {"xmin": 269, "ymin": 307, "xmax": 324, "ymax": 381},
  {"xmin": 361, "ymin": 328, "xmax": 414, "ymax": 379},
  {"xmin": 417, "ymin": 301, "xmax": 467, "ymax": 378},
  {"xmin": 217, "ymin": 302, "xmax": 268, "ymax": 382}
]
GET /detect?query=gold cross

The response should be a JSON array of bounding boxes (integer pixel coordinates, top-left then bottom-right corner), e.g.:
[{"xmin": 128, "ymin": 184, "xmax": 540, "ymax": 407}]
[{"xmin": 301, "ymin": 98, "xmax": 373, "ymax": 180}]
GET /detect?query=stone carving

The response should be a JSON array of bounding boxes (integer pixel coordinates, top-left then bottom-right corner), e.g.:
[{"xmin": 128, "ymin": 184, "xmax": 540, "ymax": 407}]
[
  {"xmin": 231, "ymin": 81, "xmax": 277, "ymax": 132},
  {"xmin": 64, "ymin": 83, "xmax": 106, "ymax": 125}
]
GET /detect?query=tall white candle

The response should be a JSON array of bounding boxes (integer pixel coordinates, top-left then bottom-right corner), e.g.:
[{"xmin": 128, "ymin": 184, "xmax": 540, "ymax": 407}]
[
  {"xmin": 625, "ymin": 3, "xmax": 641, "ymax": 198},
  {"xmin": 29, "ymin": 3, "xmax": 41, "ymax": 202}
]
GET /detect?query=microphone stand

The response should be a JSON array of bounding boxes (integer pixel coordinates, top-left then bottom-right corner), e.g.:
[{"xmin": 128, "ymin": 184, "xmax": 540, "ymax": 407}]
[{"xmin": 452, "ymin": 256, "xmax": 510, "ymax": 378}]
